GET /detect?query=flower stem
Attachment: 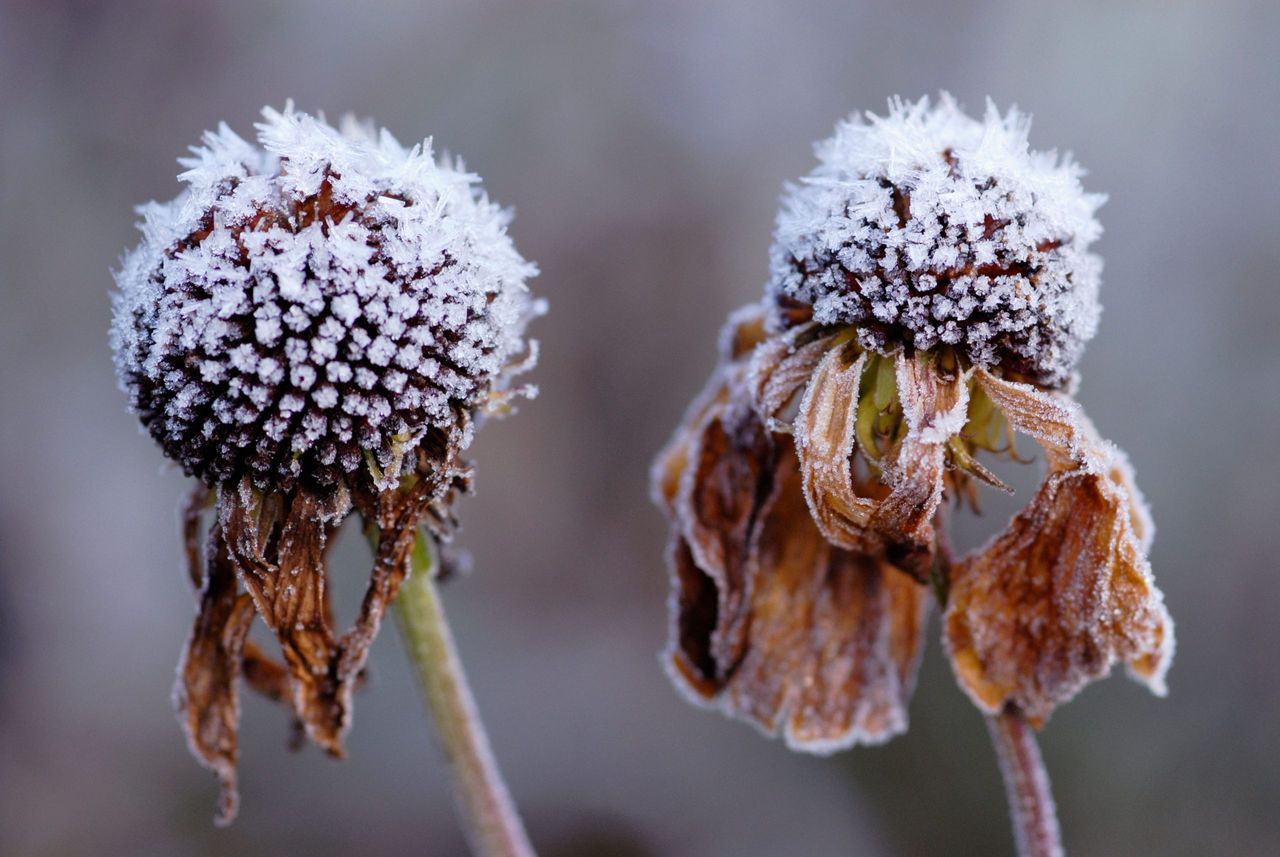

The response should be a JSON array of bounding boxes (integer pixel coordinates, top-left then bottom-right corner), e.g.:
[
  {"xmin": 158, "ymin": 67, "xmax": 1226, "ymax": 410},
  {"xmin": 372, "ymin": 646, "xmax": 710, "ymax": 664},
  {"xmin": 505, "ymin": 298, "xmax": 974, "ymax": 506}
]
[
  {"xmin": 985, "ymin": 708, "xmax": 1063, "ymax": 857},
  {"xmin": 393, "ymin": 537, "xmax": 536, "ymax": 857}
]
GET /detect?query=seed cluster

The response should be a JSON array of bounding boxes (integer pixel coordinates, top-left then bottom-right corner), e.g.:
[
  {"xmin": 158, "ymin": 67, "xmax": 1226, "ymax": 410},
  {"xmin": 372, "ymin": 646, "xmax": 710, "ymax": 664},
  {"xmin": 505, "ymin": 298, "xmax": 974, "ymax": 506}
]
[
  {"xmin": 111, "ymin": 106, "xmax": 540, "ymax": 492},
  {"xmin": 767, "ymin": 95, "xmax": 1104, "ymax": 387}
]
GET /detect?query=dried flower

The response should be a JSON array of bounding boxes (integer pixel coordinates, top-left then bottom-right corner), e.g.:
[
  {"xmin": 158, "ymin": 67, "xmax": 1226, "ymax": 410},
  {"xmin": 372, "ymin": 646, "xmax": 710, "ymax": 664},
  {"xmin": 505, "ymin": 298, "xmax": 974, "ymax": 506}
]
[
  {"xmin": 653, "ymin": 95, "xmax": 1172, "ymax": 752},
  {"xmin": 112, "ymin": 104, "xmax": 540, "ymax": 823}
]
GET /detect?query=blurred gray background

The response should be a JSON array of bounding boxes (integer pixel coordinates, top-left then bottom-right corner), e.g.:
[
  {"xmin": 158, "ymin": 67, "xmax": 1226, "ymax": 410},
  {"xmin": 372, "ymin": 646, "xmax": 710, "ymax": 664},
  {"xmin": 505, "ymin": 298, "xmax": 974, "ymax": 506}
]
[{"xmin": 2, "ymin": 1, "xmax": 1277, "ymax": 855}]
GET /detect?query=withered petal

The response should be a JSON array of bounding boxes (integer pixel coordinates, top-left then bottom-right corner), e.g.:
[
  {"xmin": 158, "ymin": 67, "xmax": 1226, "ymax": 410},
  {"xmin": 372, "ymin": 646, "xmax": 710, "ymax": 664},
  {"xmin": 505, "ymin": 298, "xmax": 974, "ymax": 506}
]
[
  {"xmin": 717, "ymin": 302, "xmax": 770, "ymax": 362},
  {"xmin": 219, "ymin": 482, "xmax": 347, "ymax": 756},
  {"xmin": 784, "ymin": 548, "xmax": 928, "ymax": 750},
  {"xmin": 870, "ymin": 353, "xmax": 970, "ymax": 568},
  {"xmin": 666, "ymin": 450, "xmax": 927, "ymax": 750},
  {"xmin": 334, "ymin": 477, "xmax": 444, "ymax": 710},
  {"xmin": 796, "ymin": 344, "xmax": 877, "ymax": 549},
  {"xmin": 651, "ymin": 378, "xmax": 729, "ymax": 516},
  {"xmin": 174, "ymin": 521, "xmax": 257, "ymax": 827},
  {"xmin": 241, "ymin": 641, "xmax": 292, "ymax": 706},
  {"xmin": 673, "ymin": 396, "xmax": 779, "ymax": 669},
  {"xmin": 974, "ymin": 370, "xmax": 1105, "ymax": 471},
  {"xmin": 747, "ymin": 324, "xmax": 834, "ymax": 430},
  {"xmin": 181, "ymin": 483, "xmax": 211, "ymax": 589},
  {"xmin": 651, "ymin": 306, "xmax": 769, "ymax": 515},
  {"xmin": 944, "ymin": 469, "xmax": 1173, "ymax": 725},
  {"xmin": 665, "ymin": 534, "xmax": 724, "ymax": 699}
]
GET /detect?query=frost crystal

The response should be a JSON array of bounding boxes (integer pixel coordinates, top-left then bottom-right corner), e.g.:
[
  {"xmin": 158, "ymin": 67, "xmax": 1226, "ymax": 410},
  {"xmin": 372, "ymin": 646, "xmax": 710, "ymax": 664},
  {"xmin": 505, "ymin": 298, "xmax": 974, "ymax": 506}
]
[
  {"xmin": 111, "ymin": 104, "xmax": 540, "ymax": 491},
  {"xmin": 767, "ymin": 94, "xmax": 1105, "ymax": 387}
]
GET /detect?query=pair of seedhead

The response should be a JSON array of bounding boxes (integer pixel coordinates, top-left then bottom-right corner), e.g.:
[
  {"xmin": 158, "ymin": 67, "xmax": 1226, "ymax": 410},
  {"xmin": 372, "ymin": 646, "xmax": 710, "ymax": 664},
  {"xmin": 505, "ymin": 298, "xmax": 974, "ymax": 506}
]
[{"xmin": 110, "ymin": 95, "xmax": 1171, "ymax": 824}]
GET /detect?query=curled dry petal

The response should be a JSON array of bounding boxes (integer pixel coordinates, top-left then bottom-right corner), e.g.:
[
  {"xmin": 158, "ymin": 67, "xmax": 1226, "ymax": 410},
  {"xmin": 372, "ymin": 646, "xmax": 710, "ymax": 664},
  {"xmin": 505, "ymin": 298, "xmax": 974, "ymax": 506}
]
[
  {"xmin": 945, "ymin": 376, "xmax": 1173, "ymax": 724},
  {"xmin": 652, "ymin": 307, "xmax": 768, "ymax": 516},
  {"xmin": 869, "ymin": 353, "xmax": 970, "ymax": 572},
  {"xmin": 974, "ymin": 369, "xmax": 1105, "ymax": 471},
  {"xmin": 175, "ymin": 520, "xmax": 257, "ymax": 826},
  {"xmin": 795, "ymin": 344, "xmax": 877, "ymax": 548},
  {"xmin": 747, "ymin": 323, "xmax": 835, "ymax": 430},
  {"xmin": 652, "ymin": 379, "xmax": 729, "ymax": 517},
  {"xmin": 221, "ymin": 484, "xmax": 348, "ymax": 754},
  {"xmin": 666, "ymin": 423, "xmax": 927, "ymax": 750},
  {"xmin": 674, "ymin": 399, "xmax": 778, "ymax": 669},
  {"xmin": 178, "ymin": 441, "xmax": 467, "ymax": 822},
  {"xmin": 334, "ymin": 473, "xmax": 449, "ymax": 705}
]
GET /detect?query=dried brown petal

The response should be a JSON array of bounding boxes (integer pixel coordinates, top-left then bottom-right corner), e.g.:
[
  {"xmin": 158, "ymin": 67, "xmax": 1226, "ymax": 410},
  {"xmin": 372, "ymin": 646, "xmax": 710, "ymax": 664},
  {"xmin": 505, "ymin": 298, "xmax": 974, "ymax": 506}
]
[
  {"xmin": 974, "ymin": 369, "xmax": 1104, "ymax": 470},
  {"xmin": 675, "ymin": 396, "xmax": 779, "ymax": 669},
  {"xmin": 174, "ymin": 520, "xmax": 258, "ymax": 826},
  {"xmin": 747, "ymin": 323, "xmax": 835, "ymax": 429},
  {"xmin": 220, "ymin": 481, "xmax": 347, "ymax": 755},
  {"xmin": 667, "ymin": 449, "xmax": 927, "ymax": 750},
  {"xmin": 944, "ymin": 468, "xmax": 1173, "ymax": 725},
  {"xmin": 181, "ymin": 483, "xmax": 211, "ymax": 589},
  {"xmin": 783, "ymin": 546, "xmax": 928, "ymax": 749},
  {"xmin": 718, "ymin": 302, "xmax": 769, "ymax": 362},
  {"xmin": 334, "ymin": 474, "xmax": 446, "ymax": 706},
  {"xmin": 666, "ymin": 535, "xmax": 726, "ymax": 699},
  {"xmin": 651, "ymin": 381, "xmax": 729, "ymax": 517},
  {"xmin": 870, "ymin": 353, "xmax": 970, "ymax": 569},
  {"xmin": 796, "ymin": 344, "xmax": 876, "ymax": 548},
  {"xmin": 652, "ymin": 307, "xmax": 768, "ymax": 515},
  {"xmin": 241, "ymin": 642, "xmax": 293, "ymax": 706}
]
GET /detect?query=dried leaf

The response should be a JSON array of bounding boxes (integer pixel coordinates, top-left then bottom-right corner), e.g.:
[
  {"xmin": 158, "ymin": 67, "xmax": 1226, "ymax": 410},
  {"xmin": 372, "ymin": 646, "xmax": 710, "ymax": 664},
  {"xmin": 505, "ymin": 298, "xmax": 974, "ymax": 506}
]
[{"xmin": 944, "ymin": 469, "xmax": 1173, "ymax": 724}]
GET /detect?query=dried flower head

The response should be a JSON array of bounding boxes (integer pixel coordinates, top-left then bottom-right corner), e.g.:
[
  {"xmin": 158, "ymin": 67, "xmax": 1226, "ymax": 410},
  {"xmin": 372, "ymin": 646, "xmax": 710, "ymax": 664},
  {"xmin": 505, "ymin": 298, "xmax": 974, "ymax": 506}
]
[
  {"xmin": 768, "ymin": 93, "xmax": 1103, "ymax": 388},
  {"xmin": 653, "ymin": 96, "xmax": 1172, "ymax": 752},
  {"xmin": 111, "ymin": 104, "xmax": 540, "ymax": 823}
]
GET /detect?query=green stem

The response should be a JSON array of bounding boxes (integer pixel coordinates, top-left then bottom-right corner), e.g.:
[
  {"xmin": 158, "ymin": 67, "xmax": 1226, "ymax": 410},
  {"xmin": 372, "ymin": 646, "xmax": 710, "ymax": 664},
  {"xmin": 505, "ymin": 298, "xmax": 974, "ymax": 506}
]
[
  {"xmin": 985, "ymin": 708, "xmax": 1063, "ymax": 857},
  {"xmin": 394, "ymin": 537, "xmax": 536, "ymax": 857}
]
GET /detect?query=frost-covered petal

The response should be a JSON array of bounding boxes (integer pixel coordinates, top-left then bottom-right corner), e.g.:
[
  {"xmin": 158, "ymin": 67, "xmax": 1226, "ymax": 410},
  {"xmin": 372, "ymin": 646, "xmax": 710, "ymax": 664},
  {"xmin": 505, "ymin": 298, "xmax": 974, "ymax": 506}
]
[
  {"xmin": 869, "ymin": 353, "xmax": 969, "ymax": 570},
  {"xmin": 650, "ymin": 306, "xmax": 767, "ymax": 516},
  {"xmin": 219, "ymin": 483, "xmax": 349, "ymax": 755},
  {"xmin": 795, "ymin": 344, "xmax": 876, "ymax": 548},
  {"xmin": 944, "ymin": 468, "xmax": 1173, "ymax": 724},
  {"xmin": 974, "ymin": 369, "xmax": 1105, "ymax": 470},
  {"xmin": 174, "ymin": 519, "xmax": 258, "ymax": 826},
  {"xmin": 746, "ymin": 323, "xmax": 835, "ymax": 429},
  {"xmin": 667, "ymin": 450, "xmax": 927, "ymax": 750}
]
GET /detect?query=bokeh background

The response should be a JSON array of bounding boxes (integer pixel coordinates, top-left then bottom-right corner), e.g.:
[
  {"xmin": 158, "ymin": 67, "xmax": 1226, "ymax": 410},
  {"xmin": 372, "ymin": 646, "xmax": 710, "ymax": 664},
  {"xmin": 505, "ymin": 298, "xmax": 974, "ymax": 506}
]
[{"xmin": 2, "ymin": 1, "xmax": 1278, "ymax": 855}]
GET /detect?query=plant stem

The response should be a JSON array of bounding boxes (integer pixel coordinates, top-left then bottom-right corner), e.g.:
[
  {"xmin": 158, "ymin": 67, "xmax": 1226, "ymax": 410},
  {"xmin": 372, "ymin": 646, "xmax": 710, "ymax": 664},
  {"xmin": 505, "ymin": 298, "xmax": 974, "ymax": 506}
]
[
  {"xmin": 393, "ymin": 537, "xmax": 536, "ymax": 857},
  {"xmin": 985, "ymin": 709, "xmax": 1063, "ymax": 857}
]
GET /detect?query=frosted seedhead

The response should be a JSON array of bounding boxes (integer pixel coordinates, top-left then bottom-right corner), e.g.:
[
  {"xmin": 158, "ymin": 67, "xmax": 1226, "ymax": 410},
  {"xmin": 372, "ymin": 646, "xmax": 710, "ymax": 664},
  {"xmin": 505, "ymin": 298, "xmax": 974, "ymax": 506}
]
[
  {"xmin": 767, "ymin": 94, "xmax": 1105, "ymax": 388},
  {"xmin": 111, "ymin": 104, "xmax": 540, "ymax": 493}
]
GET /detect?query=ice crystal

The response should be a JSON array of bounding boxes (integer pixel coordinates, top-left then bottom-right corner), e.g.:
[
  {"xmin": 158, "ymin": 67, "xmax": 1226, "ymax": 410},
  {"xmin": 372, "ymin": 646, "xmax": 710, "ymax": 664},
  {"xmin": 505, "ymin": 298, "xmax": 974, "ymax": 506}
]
[
  {"xmin": 111, "ymin": 104, "xmax": 540, "ymax": 492},
  {"xmin": 767, "ymin": 94, "xmax": 1105, "ymax": 387}
]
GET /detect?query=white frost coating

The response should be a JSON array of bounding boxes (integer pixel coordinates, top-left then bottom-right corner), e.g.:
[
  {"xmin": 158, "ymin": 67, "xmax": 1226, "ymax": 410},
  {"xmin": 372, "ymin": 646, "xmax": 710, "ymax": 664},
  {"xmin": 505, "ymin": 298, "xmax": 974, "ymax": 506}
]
[
  {"xmin": 111, "ymin": 103, "xmax": 540, "ymax": 490},
  {"xmin": 768, "ymin": 94, "xmax": 1105, "ymax": 387}
]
